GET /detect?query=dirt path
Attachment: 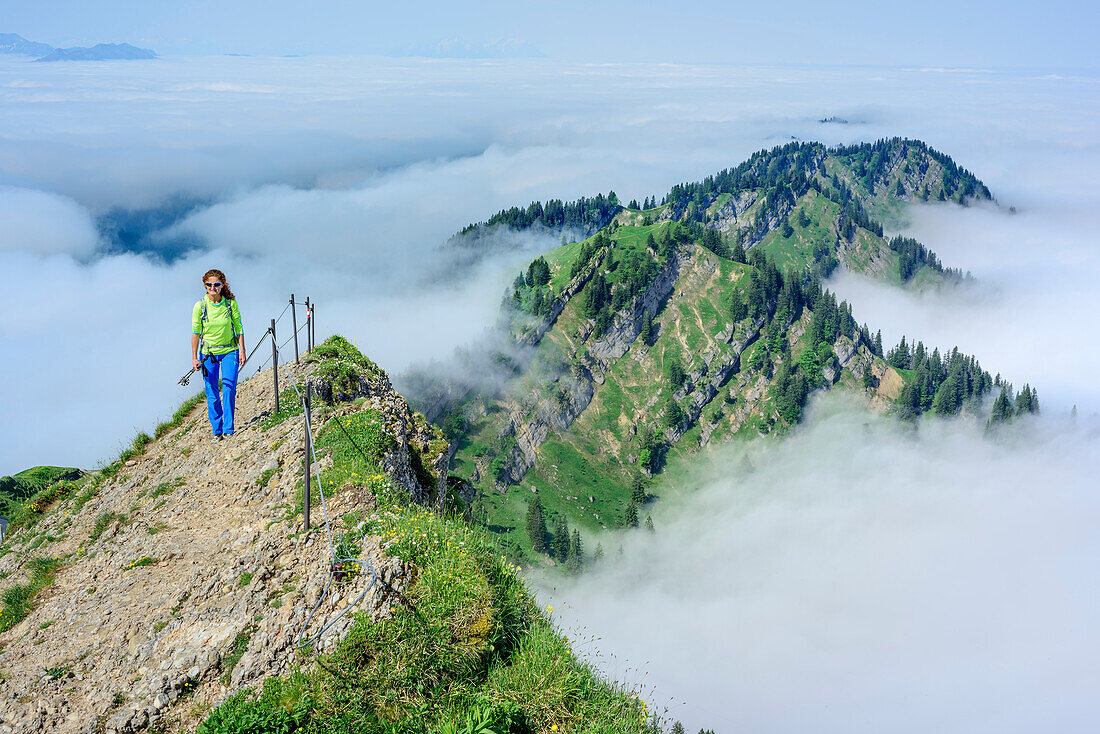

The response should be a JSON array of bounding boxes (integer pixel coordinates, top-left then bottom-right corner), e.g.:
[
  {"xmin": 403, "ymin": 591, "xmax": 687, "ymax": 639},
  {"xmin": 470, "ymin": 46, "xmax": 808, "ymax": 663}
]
[{"xmin": 0, "ymin": 361, "xmax": 413, "ymax": 734}]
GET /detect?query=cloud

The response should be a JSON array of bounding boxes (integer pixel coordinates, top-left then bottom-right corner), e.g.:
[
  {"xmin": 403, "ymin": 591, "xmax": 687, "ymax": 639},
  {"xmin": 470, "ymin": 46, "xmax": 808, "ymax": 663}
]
[
  {"xmin": 390, "ymin": 38, "xmax": 545, "ymax": 59},
  {"xmin": 543, "ymin": 396, "xmax": 1100, "ymax": 733},
  {"xmin": 0, "ymin": 186, "xmax": 99, "ymax": 256},
  {"xmin": 0, "ymin": 55, "xmax": 1097, "ymax": 495},
  {"xmin": 828, "ymin": 198, "xmax": 1100, "ymax": 413}
]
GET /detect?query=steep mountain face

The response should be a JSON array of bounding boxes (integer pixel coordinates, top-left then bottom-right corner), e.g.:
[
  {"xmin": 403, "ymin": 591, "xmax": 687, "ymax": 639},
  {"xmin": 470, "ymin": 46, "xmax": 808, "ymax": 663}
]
[
  {"xmin": 413, "ymin": 139, "xmax": 994, "ymax": 560},
  {"xmin": 0, "ymin": 345, "xmax": 446, "ymax": 734}
]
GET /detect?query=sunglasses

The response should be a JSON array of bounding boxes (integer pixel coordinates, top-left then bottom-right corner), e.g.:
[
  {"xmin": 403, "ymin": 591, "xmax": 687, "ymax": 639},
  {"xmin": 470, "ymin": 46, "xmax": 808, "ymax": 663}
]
[{"xmin": 205, "ymin": 282, "xmax": 222, "ymax": 288}]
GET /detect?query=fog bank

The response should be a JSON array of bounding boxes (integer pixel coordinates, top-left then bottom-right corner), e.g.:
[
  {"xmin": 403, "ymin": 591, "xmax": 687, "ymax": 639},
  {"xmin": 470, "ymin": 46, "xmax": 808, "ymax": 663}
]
[
  {"xmin": 830, "ymin": 198, "xmax": 1100, "ymax": 413},
  {"xmin": 1, "ymin": 55, "xmax": 1098, "ymax": 474},
  {"xmin": 543, "ymin": 397, "xmax": 1100, "ymax": 732}
]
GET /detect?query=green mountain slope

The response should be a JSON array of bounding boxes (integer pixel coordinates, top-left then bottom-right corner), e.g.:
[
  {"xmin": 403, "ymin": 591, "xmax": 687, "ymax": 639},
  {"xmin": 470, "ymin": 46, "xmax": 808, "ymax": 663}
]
[{"xmin": 409, "ymin": 139, "xmax": 1028, "ymax": 564}]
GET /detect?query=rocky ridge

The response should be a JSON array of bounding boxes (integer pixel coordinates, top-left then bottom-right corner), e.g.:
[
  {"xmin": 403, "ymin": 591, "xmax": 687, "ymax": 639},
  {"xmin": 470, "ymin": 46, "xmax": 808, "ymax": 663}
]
[{"xmin": 0, "ymin": 354, "xmax": 445, "ymax": 734}]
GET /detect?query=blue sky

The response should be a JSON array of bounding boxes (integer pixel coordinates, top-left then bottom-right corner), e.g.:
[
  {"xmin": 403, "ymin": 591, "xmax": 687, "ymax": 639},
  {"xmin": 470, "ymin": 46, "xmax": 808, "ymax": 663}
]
[{"xmin": 4, "ymin": 0, "xmax": 1099, "ymax": 67}]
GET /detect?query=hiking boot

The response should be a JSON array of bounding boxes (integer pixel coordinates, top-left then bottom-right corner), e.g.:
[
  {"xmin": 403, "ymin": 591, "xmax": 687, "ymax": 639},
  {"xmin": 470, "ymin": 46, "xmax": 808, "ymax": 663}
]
[{"xmin": 211, "ymin": 435, "xmax": 223, "ymax": 443}]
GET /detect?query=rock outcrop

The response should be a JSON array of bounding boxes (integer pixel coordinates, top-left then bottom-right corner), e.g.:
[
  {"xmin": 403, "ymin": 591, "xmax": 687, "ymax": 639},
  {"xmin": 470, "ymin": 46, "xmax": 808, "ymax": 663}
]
[{"xmin": 0, "ymin": 356, "xmax": 442, "ymax": 734}]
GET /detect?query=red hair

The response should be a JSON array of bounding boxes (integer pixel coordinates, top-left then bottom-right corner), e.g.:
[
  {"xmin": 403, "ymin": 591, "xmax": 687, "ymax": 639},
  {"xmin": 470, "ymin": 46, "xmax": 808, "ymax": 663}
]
[{"xmin": 202, "ymin": 269, "xmax": 236, "ymax": 300}]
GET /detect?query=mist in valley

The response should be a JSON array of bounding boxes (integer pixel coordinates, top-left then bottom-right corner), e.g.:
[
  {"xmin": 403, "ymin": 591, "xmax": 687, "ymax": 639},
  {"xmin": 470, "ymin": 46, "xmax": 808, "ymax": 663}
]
[{"xmin": 543, "ymin": 396, "xmax": 1100, "ymax": 732}]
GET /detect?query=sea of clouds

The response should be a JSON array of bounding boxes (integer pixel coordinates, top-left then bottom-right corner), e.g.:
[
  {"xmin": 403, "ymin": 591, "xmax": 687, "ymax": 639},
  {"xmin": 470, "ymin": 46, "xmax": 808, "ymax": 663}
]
[
  {"xmin": 545, "ymin": 397, "xmax": 1100, "ymax": 732},
  {"xmin": 1, "ymin": 53, "xmax": 1099, "ymax": 732},
  {"xmin": 2, "ymin": 56, "xmax": 1096, "ymax": 471}
]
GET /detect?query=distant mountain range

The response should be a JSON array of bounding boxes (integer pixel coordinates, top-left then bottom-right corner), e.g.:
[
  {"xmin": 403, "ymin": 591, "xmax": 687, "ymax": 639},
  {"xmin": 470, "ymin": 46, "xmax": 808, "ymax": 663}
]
[
  {"xmin": 0, "ymin": 33, "xmax": 53, "ymax": 57},
  {"xmin": 0, "ymin": 33, "xmax": 156, "ymax": 61}
]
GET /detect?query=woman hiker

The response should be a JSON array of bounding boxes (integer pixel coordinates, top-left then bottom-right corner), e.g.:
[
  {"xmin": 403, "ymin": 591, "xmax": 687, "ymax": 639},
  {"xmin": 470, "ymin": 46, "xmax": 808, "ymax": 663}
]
[{"xmin": 191, "ymin": 269, "xmax": 246, "ymax": 441}]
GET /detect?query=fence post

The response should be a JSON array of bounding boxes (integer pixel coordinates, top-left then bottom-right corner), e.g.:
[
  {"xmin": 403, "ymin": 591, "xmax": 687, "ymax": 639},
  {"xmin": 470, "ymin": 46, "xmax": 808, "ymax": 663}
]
[
  {"xmin": 271, "ymin": 318, "xmax": 279, "ymax": 415},
  {"xmin": 303, "ymin": 384, "xmax": 311, "ymax": 531},
  {"xmin": 290, "ymin": 293, "xmax": 299, "ymax": 364},
  {"xmin": 305, "ymin": 297, "xmax": 311, "ymax": 352},
  {"xmin": 311, "ymin": 301, "xmax": 317, "ymax": 349}
]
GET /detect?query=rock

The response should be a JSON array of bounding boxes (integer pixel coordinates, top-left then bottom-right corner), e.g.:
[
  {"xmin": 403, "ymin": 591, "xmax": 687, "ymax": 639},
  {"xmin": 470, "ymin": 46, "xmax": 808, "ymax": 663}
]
[{"xmin": 153, "ymin": 693, "xmax": 169, "ymax": 710}]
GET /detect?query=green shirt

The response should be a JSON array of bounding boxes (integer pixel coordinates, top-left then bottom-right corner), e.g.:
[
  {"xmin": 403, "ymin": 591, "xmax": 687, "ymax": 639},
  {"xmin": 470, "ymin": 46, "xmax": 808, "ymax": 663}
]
[{"xmin": 192, "ymin": 296, "xmax": 243, "ymax": 355}]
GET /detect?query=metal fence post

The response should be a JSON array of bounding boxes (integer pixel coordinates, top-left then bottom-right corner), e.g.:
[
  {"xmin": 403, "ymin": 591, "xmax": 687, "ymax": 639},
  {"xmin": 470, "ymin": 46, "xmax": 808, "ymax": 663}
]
[
  {"xmin": 290, "ymin": 293, "xmax": 299, "ymax": 364},
  {"xmin": 303, "ymin": 384, "xmax": 311, "ymax": 531},
  {"xmin": 311, "ymin": 301, "xmax": 317, "ymax": 349},
  {"xmin": 271, "ymin": 318, "xmax": 279, "ymax": 414},
  {"xmin": 305, "ymin": 297, "xmax": 311, "ymax": 352}
]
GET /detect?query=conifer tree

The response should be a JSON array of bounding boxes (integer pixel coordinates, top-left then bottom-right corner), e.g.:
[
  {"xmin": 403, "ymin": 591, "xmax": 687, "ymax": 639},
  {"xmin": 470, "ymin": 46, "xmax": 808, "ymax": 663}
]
[
  {"xmin": 553, "ymin": 516, "xmax": 570, "ymax": 563},
  {"xmin": 567, "ymin": 529, "xmax": 583, "ymax": 574},
  {"xmin": 668, "ymin": 358, "xmax": 685, "ymax": 389},
  {"xmin": 671, "ymin": 723, "xmax": 685, "ymax": 734},
  {"xmin": 625, "ymin": 501, "xmax": 639, "ymax": 528},
  {"xmin": 988, "ymin": 387, "xmax": 1014, "ymax": 427},
  {"xmin": 639, "ymin": 310, "xmax": 653, "ymax": 345},
  {"xmin": 594, "ymin": 543, "xmax": 605, "ymax": 561},
  {"xmin": 630, "ymin": 476, "xmax": 647, "ymax": 505},
  {"xmin": 644, "ymin": 516, "xmax": 655, "ymax": 533},
  {"xmin": 730, "ymin": 237, "xmax": 746, "ymax": 263},
  {"xmin": 665, "ymin": 397, "xmax": 685, "ymax": 428},
  {"xmin": 862, "ymin": 364, "xmax": 875, "ymax": 389},
  {"xmin": 526, "ymin": 497, "xmax": 548, "ymax": 554}
]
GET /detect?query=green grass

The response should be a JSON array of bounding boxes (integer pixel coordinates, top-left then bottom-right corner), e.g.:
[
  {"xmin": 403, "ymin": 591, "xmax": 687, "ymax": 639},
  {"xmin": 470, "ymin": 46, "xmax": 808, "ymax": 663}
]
[
  {"xmin": 154, "ymin": 393, "xmax": 205, "ymax": 439},
  {"xmin": 314, "ymin": 409, "xmax": 395, "ymax": 497},
  {"xmin": 89, "ymin": 512, "xmax": 128, "ymax": 544},
  {"xmin": 0, "ymin": 556, "xmax": 63, "ymax": 633},
  {"xmin": 0, "ymin": 466, "xmax": 82, "ymax": 502},
  {"xmin": 198, "ymin": 341, "xmax": 652, "ymax": 732},
  {"xmin": 1, "ymin": 479, "xmax": 79, "ymax": 534},
  {"xmin": 219, "ymin": 626, "xmax": 257, "ymax": 685},
  {"xmin": 121, "ymin": 556, "xmax": 158, "ymax": 572},
  {"xmin": 149, "ymin": 477, "xmax": 185, "ymax": 499},
  {"xmin": 259, "ymin": 389, "xmax": 305, "ymax": 430},
  {"xmin": 204, "ymin": 504, "xmax": 650, "ymax": 733},
  {"xmin": 307, "ymin": 336, "xmax": 383, "ymax": 401}
]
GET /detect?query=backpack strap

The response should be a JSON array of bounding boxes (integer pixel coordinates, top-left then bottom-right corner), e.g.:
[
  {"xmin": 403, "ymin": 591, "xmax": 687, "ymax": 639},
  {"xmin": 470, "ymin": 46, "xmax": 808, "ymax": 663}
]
[
  {"xmin": 196, "ymin": 299, "xmax": 208, "ymax": 356},
  {"xmin": 224, "ymin": 298, "xmax": 239, "ymax": 337}
]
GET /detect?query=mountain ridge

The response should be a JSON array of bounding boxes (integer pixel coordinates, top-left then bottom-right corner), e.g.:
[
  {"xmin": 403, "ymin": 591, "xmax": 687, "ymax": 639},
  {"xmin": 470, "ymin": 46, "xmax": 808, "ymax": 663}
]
[
  {"xmin": 36, "ymin": 43, "xmax": 157, "ymax": 62},
  {"xmin": 406, "ymin": 138, "xmax": 1030, "ymax": 565},
  {"xmin": 0, "ymin": 338, "xmax": 652, "ymax": 734}
]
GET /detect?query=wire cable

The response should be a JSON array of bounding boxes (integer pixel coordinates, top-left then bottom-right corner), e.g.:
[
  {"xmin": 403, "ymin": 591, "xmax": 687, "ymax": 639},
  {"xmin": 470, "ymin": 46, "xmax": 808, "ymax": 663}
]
[{"xmin": 267, "ymin": 340, "xmax": 403, "ymax": 650}]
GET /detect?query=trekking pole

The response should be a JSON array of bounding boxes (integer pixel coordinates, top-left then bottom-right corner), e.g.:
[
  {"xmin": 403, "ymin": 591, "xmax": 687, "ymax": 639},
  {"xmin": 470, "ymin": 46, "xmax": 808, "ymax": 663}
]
[
  {"xmin": 303, "ymin": 384, "xmax": 312, "ymax": 531},
  {"xmin": 271, "ymin": 318, "xmax": 280, "ymax": 414},
  {"xmin": 290, "ymin": 293, "xmax": 300, "ymax": 364}
]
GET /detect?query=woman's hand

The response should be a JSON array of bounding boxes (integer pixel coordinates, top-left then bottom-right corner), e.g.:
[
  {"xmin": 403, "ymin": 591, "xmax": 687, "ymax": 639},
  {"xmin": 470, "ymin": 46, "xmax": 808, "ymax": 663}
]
[
  {"xmin": 239, "ymin": 347, "xmax": 247, "ymax": 365},
  {"xmin": 193, "ymin": 356, "xmax": 201, "ymax": 372}
]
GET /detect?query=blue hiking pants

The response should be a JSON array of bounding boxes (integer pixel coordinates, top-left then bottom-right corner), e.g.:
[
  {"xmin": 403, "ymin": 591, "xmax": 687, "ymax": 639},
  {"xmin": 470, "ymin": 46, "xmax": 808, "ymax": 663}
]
[{"xmin": 202, "ymin": 350, "xmax": 239, "ymax": 436}]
